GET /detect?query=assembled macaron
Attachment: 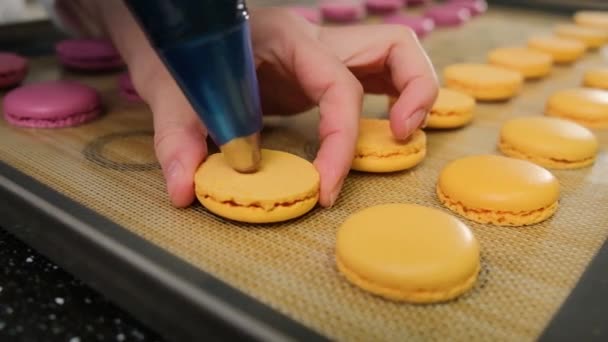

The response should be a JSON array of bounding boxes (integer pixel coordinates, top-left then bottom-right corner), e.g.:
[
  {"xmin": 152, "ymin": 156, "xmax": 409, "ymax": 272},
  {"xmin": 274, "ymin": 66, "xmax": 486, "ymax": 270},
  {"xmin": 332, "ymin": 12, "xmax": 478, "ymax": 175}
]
[
  {"xmin": 437, "ymin": 155, "xmax": 560, "ymax": 226},
  {"xmin": 351, "ymin": 118, "xmax": 426, "ymax": 172},
  {"xmin": 2, "ymin": 80, "xmax": 102, "ymax": 128},
  {"xmin": 0, "ymin": 52, "xmax": 28, "ymax": 89}
]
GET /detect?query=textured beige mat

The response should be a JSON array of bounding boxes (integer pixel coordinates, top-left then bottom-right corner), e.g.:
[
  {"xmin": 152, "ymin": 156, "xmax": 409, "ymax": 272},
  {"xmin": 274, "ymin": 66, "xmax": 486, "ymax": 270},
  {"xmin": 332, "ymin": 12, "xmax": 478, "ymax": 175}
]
[{"xmin": 1, "ymin": 7, "xmax": 607, "ymax": 341}]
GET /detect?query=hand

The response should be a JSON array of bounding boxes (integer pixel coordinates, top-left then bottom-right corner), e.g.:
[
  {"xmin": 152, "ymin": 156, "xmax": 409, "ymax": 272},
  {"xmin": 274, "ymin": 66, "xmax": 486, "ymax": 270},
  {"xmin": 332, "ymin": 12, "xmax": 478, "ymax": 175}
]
[
  {"xmin": 252, "ymin": 9, "xmax": 438, "ymax": 206},
  {"xmin": 94, "ymin": 3, "xmax": 437, "ymax": 208}
]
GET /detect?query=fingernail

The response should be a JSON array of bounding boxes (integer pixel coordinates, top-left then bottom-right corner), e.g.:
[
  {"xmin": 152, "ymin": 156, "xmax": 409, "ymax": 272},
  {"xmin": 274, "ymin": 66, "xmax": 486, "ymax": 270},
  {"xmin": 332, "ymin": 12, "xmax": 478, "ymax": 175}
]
[
  {"xmin": 328, "ymin": 190, "xmax": 339, "ymax": 208},
  {"xmin": 407, "ymin": 109, "xmax": 427, "ymax": 133},
  {"xmin": 421, "ymin": 113, "xmax": 430, "ymax": 129},
  {"xmin": 166, "ymin": 160, "xmax": 183, "ymax": 197}
]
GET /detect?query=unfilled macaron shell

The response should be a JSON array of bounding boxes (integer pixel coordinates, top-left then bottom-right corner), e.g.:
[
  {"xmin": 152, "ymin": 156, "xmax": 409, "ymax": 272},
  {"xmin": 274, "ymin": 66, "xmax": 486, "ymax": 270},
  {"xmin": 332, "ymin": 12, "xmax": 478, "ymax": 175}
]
[
  {"xmin": 0, "ymin": 52, "xmax": 28, "ymax": 88},
  {"xmin": 2, "ymin": 80, "xmax": 101, "ymax": 128},
  {"xmin": 424, "ymin": 5, "xmax": 471, "ymax": 27},
  {"xmin": 383, "ymin": 14, "xmax": 435, "ymax": 38},
  {"xmin": 336, "ymin": 203, "xmax": 480, "ymax": 303},
  {"xmin": 499, "ymin": 116, "xmax": 598, "ymax": 169},
  {"xmin": 55, "ymin": 39, "xmax": 124, "ymax": 70}
]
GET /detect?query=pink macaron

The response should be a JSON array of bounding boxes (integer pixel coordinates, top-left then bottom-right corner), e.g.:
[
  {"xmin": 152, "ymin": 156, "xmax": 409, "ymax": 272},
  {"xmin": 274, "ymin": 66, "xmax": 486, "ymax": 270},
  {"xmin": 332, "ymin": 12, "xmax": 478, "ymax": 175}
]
[
  {"xmin": 383, "ymin": 14, "xmax": 435, "ymax": 38},
  {"xmin": 2, "ymin": 80, "xmax": 102, "ymax": 128},
  {"xmin": 446, "ymin": 0, "xmax": 487, "ymax": 16},
  {"xmin": 424, "ymin": 5, "xmax": 471, "ymax": 27},
  {"xmin": 55, "ymin": 39, "xmax": 124, "ymax": 71},
  {"xmin": 320, "ymin": 0, "xmax": 366, "ymax": 23},
  {"xmin": 289, "ymin": 6, "xmax": 321, "ymax": 23},
  {"xmin": 406, "ymin": 0, "xmax": 429, "ymax": 6},
  {"xmin": 118, "ymin": 72, "xmax": 142, "ymax": 103},
  {"xmin": 365, "ymin": 0, "xmax": 402, "ymax": 14},
  {"xmin": 0, "ymin": 52, "xmax": 28, "ymax": 89}
]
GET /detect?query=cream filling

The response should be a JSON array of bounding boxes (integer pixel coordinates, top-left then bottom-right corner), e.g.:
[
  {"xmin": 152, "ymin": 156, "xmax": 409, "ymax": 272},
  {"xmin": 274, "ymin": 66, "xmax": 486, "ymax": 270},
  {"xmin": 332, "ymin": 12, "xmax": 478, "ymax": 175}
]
[{"xmin": 201, "ymin": 192, "xmax": 318, "ymax": 212}]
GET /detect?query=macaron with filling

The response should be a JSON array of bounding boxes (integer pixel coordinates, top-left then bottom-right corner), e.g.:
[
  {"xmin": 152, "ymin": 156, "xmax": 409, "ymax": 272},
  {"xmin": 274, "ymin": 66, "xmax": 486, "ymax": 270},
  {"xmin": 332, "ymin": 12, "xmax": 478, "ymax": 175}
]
[
  {"xmin": 582, "ymin": 67, "xmax": 608, "ymax": 90},
  {"xmin": 55, "ymin": 39, "xmax": 124, "ymax": 71},
  {"xmin": 320, "ymin": 0, "xmax": 366, "ymax": 23},
  {"xmin": 554, "ymin": 24, "xmax": 608, "ymax": 49},
  {"xmin": 545, "ymin": 88, "xmax": 608, "ymax": 129},
  {"xmin": 2, "ymin": 80, "xmax": 102, "ymax": 128},
  {"xmin": 424, "ymin": 5, "xmax": 471, "ymax": 27},
  {"xmin": 437, "ymin": 155, "xmax": 559, "ymax": 226},
  {"xmin": 444, "ymin": 63, "xmax": 524, "ymax": 101},
  {"xmin": 488, "ymin": 47, "xmax": 553, "ymax": 79},
  {"xmin": 499, "ymin": 116, "xmax": 598, "ymax": 169},
  {"xmin": 383, "ymin": 14, "xmax": 435, "ymax": 38},
  {"xmin": 0, "ymin": 52, "xmax": 28, "ymax": 89},
  {"xmin": 351, "ymin": 118, "xmax": 426, "ymax": 172},
  {"xmin": 195, "ymin": 149, "xmax": 319, "ymax": 223},
  {"xmin": 527, "ymin": 35, "xmax": 586, "ymax": 64},
  {"xmin": 428, "ymin": 88, "xmax": 475, "ymax": 128},
  {"xmin": 574, "ymin": 11, "xmax": 608, "ymax": 31}
]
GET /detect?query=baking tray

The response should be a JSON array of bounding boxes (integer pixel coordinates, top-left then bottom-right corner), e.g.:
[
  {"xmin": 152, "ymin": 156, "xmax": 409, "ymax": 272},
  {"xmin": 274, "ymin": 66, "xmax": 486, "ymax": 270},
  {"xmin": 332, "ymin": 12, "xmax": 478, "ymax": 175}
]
[{"xmin": 1, "ymin": 5, "xmax": 608, "ymax": 342}]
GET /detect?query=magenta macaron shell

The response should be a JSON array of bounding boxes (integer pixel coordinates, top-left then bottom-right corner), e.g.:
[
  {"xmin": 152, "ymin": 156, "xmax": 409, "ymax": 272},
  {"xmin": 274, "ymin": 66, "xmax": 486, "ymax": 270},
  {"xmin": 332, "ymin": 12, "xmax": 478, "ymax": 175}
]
[
  {"xmin": 447, "ymin": 0, "xmax": 488, "ymax": 16},
  {"xmin": 55, "ymin": 39, "xmax": 124, "ymax": 71},
  {"xmin": 383, "ymin": 14, "xmax": 435, "ymax": 38},
  {"xmin": 406, "ymin": 0, "xmax": 429, "ymax": 5},
  {"xmin": 2, "ymin": 80, "xmax": 101, "ymax": 128},
  {"xmin": 424, "ymin": 5, "xmax": 471, "ymax": 26},
  {"xmin": 118, "ymin": 72, "xmax": 143, "ymax": 102},
  {"xmin": 289, "ymin": 6, "xmax": 321, "ymax": 23},
  {"xmin": 365, "ymin": 0, "xmax": 402, "ymax": 14},
  {"xmin": 320, "ymin": 0, "xmax": 366, "ymax": 23},
  {"xmin": 0, "ymin": 52, "xmax": 28, "ymax": 89}
]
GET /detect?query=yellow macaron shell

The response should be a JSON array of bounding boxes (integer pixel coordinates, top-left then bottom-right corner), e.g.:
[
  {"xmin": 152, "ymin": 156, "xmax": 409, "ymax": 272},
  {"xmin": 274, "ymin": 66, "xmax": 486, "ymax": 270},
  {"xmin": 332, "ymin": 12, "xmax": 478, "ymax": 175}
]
[
  {"xmin": 195, "ymin": 149, "xmax": 319, "ymax": 223},
  {"xmin": 444, "ymin": 63, "xmax": 524, "ymax": 101},
  {"xmin": 546, "ymin": 88, "xmax": 608, "ymax": 128},
  {"xmin": 554, "ymin": 24, "xmax": 608, "ymax": 49},
  {"xmin": 437, "ymin": 155, "xmax": 559, "ymax": 225},
  {"xmin": 574, "ymin": 11, "xmax": 608, "ymax": 30},
  {"xmin": 352, "ymin": 118, "xmax": 426, "ymax": 172},
  {"xmin": 499, "ymin": 117, "xmax": 599, "ymax": 169},
  {"xmin": 336, "ymin": 204, "xmax": 480, "ymax": 303},
  {"xmin": 527, "ymin": 36, "xmax": 586, "ymax": 64},
  {"xmin": 488, "ymin": 47, "xmax": 553, "ymax": 79},
  {"xmin": 583, "ymin": 68, "xmax": 608, "ymax": 90},
  {"xmin": 428, "ymin": 88, "xmax": 476, "ymax": 128}
]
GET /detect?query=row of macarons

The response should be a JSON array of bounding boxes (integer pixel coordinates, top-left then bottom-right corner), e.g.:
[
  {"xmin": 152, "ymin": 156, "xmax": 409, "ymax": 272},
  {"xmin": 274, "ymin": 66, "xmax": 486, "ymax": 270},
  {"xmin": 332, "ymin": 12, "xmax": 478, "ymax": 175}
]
[
  {"xmin": 291, "ymin": 0, "xmax": 486, "ymax": 37},
  {"xmin": 0, "ymin": 38, "xmax": 143, "ymax": 128}
]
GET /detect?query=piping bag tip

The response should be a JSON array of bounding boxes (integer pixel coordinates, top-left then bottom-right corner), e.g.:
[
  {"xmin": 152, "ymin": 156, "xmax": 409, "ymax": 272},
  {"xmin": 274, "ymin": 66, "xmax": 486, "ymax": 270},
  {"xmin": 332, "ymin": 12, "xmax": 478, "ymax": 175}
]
[{"xmin": 220, "ymin": 132, "xmax": 262, "ymax": 173}]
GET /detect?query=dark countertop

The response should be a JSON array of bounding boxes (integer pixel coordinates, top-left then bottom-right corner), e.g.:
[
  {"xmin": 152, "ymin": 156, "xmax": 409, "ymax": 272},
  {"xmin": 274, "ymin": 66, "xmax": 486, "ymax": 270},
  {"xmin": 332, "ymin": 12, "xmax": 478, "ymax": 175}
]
[{"xmin": 0, "ymin": 227, "xmax": 163, "ymax": 342}]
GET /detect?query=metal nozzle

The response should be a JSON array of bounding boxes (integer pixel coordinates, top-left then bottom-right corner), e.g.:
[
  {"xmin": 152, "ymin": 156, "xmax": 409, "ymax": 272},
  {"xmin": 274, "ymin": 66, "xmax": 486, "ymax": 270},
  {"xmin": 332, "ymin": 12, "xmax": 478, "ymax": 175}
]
[{"xmin": 220, "ymin": 133, "xmax": 261, "ymax": 173}]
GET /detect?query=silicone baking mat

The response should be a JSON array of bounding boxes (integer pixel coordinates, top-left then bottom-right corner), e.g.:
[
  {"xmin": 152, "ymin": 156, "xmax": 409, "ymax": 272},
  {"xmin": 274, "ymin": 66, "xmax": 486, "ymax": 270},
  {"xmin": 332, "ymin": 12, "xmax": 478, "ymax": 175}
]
[{"xmin": 1, "ymin": 6, "xmax": 607, "ymax": 342}]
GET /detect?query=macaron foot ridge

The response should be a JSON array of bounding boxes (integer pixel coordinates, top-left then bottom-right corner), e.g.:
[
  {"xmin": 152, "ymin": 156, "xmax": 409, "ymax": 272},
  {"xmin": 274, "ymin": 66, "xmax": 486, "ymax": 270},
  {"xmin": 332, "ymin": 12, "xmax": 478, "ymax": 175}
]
[{"xmin": 436, "ymin": 186, "xmax": 558, "ymax": 226}]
